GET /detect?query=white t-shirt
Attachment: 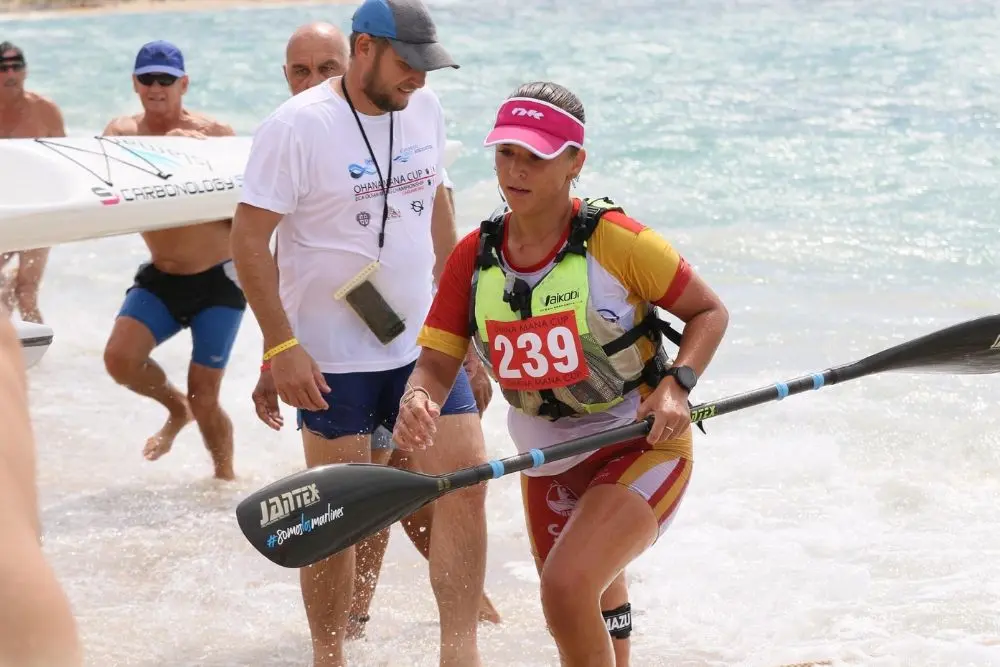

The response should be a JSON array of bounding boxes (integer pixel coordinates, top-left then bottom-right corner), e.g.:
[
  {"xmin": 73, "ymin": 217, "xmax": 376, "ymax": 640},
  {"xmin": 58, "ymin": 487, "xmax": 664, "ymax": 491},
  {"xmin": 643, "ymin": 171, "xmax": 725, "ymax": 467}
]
[{"xmin": 241, "ymin": 79, "xmax": 447, "ymax": 373}]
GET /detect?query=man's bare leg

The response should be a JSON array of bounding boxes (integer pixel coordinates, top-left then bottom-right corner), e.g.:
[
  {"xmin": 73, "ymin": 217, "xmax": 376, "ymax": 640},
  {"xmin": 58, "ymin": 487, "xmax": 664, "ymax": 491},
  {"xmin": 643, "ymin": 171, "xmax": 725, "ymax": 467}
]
[
  {"xmin": 395, "ymin": 449, "xmax": 500, "ymax": 625},
  {"xmin": 345, "ymin": 445, "xmax": 500, "ymax": 641},
  {"xmin": 11, "ymin": 248, "xmax": 49, "ymax": 324},
  {"xmin": 416, "ymin": 412, "xmax": 488, "ymax": 667},
  {"xmin": 346, "ymin": 447, "xmax": 393, "ymax": 640},
  {"xmin": 186, "ymin": 362, "xmax": 235, "ymax": 480},
  {"xmin": 301, "ymin": 431, "xmax": 371, "ymax": 667},
  {"xmin": 103, "ymin": 316, "xmax": 191, "ymax": 459}
]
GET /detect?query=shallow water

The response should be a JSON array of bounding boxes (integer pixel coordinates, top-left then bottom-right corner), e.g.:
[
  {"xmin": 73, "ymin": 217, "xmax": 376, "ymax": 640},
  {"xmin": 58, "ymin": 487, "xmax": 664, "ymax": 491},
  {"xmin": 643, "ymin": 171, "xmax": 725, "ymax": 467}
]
[{"xmin": 5, "ymin": 0, "xmax": 1000, "ymax": 664}]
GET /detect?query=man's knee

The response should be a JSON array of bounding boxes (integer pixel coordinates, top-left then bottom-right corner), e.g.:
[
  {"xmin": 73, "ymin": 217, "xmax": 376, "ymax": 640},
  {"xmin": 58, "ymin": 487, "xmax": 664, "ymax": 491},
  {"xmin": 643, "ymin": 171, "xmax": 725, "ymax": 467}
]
[
  {"xmin": 187, "ymin": 364, "xmax": 225, "ymax": 420},
  {"xmin": 103, "ymin": 341, "xmax": 143, "ymax": 383},
  {"xmin": 187, "ymin": 386, "xmax": 221, "ymax": 421},
  {"xmin": 104, "ymin": 316, "xmax": 158, "ymax": 382}
]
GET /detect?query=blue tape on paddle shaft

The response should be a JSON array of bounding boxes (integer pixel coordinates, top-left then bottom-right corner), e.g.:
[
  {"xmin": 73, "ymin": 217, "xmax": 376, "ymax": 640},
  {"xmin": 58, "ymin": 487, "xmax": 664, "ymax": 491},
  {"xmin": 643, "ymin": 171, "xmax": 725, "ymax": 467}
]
[
  {"xmin": 775, "ymin": 382, "xmax": 789, "ymax": 399},
  {"xmin": 529, "ymin": 449, "xmax": 545, "ymax": 468},
  {"xmin": 488, "ymin": 460, "xmax": 504, "ymax": 478},
  {"xmin": 812, "ymin": 373, "xmax": 825, "ymax": 389}
]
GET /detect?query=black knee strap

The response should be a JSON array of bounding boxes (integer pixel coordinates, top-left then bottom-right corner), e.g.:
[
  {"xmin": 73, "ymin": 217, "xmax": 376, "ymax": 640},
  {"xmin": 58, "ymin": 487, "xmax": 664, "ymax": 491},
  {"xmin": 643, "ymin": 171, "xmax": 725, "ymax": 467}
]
[{"xmin": 603, "ymin": 602, "xmax": 632, "ymax": 639}]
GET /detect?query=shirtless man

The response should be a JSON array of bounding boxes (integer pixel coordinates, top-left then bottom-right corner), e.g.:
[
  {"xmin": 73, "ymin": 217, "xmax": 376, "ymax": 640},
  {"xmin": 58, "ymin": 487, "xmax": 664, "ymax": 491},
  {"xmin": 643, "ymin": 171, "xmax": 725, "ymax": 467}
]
[
  {"xmin": 0, "ymin": 308, "xmax": 82, "ymax": 667},
  {"xmin": 250, "ymin": 22, "xmax": 498, "ymax": 639},
  {"xmin": 101, "ymin": 40, "xmax": 242, "ymax": 481},
  {"xmin": 0, "ymin": 42, "xmax": 65, "ymax": 324}
]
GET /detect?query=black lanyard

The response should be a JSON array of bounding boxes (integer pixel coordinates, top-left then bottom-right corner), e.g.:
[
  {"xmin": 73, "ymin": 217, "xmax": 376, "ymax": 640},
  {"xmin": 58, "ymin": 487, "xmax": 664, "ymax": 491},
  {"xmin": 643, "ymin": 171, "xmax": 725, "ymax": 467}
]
[{"xmin": 341, "ymin": 77, "xmax": 393, "ymax": 257}]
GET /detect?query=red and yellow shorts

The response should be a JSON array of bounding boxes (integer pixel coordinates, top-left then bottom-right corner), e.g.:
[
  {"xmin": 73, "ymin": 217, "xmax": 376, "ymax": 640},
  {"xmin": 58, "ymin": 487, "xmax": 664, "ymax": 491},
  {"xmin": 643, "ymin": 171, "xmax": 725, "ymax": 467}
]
[{"xmin": 520, "ymin": 432, "xmax": 693, "ymax": 563}]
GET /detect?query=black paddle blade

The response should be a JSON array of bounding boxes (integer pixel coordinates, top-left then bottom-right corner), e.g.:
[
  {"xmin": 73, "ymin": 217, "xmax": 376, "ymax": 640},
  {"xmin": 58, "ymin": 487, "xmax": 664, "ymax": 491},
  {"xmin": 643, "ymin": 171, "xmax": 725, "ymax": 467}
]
[
  {"xmin": 236, "ymin": 463, "xmax": 442, "ymax": 568},
  {"xmin": 851, "ymin": 314, "xmax": 1000, "ymax": 377}
]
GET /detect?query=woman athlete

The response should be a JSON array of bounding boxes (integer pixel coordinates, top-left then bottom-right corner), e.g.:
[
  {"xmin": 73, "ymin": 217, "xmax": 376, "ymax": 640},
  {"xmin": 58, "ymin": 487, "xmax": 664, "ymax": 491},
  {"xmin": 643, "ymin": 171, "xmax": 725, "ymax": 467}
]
[{"xmin": 392, "ymin": 81, "xmax": 729, "ymax": 666}]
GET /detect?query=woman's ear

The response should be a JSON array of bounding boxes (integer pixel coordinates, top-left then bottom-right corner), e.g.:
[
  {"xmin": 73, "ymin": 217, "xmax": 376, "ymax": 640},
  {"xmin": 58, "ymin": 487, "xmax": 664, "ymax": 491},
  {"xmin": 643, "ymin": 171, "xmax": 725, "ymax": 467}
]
[{"xmin": 569, "ymin": 147, "xmax": 587, "ymax": 182}]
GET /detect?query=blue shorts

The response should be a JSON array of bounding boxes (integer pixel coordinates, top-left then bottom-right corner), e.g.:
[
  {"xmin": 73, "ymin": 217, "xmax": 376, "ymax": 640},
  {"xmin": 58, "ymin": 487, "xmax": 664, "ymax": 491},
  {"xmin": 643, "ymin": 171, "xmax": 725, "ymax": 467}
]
[
  {"xmin": 117, "ymin": 260, "xmax": 246, "ymax": 369},
  {"xmin": 297, "ymin": 360, "xmax": 479, "ymax": 444}
]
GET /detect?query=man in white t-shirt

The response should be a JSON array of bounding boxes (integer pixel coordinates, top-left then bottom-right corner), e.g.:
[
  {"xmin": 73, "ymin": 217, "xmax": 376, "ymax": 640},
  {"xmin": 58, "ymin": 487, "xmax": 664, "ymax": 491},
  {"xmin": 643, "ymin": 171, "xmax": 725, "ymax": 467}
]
[
  {"xmin": 230, "ymin": 2, "xmax": 488, "ymax": 666},
  {"xmin": 249, "ymin": 19, "xmax": 499, "ymax": 643}
]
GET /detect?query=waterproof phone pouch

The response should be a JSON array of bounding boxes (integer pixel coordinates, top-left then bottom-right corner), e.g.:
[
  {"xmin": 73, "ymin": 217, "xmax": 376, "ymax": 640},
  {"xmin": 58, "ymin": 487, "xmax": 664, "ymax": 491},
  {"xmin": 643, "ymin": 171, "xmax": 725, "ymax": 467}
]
[{"xmin": 334, "ymin": 261, "xmax": 406, "ymax": 345}]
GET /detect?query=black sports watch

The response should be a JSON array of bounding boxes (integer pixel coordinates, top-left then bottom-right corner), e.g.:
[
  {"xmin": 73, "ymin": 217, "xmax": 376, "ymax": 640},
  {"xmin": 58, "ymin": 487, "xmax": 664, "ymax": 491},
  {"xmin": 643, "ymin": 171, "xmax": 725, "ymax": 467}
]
[{"xmin": 664, "ymin": 365, "xmax": 697, "ymax": 393}]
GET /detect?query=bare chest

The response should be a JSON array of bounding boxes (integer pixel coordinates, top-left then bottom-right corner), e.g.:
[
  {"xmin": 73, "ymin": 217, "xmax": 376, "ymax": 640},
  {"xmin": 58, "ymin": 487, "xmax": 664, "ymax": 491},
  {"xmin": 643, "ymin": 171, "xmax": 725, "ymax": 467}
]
[{"xmin": 0, "ymin": 107, "xmax": 48, "ymax": 138}]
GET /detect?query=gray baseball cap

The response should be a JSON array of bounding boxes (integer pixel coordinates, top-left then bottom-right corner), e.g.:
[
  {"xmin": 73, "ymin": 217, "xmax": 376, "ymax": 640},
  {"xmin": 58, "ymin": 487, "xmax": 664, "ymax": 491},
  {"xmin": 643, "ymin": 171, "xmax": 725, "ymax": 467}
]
[{"xmin": 351, "ymin": 0, "xmax": 459, "ymax": 72}]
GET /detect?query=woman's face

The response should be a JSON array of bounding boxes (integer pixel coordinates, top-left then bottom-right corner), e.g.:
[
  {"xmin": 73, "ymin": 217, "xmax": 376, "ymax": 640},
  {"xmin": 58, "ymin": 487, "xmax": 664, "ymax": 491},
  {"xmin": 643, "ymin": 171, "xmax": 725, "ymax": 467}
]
[{"xmin": 494, "ymin": 143, "xmax": 584, "ymax": 217}]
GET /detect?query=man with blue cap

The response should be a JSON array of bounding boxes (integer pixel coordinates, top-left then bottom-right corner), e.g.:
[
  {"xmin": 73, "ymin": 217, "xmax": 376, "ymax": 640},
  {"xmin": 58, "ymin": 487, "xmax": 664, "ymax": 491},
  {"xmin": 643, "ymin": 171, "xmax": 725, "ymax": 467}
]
[
  {"xmin": 100, "ymin": 41, "xmax": 245, "ymax": 484},
  {"xmin": 231, "ymin": 1, "xmax": 489, "ymax": 665},
  {"xmin": 251, "ymin": 18, "xmax": 499, "ymax": 646}
]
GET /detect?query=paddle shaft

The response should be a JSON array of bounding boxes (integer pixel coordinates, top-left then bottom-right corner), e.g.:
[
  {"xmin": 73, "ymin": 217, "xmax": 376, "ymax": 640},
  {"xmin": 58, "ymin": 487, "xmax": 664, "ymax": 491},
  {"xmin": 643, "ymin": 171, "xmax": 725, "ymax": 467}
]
[
  {"xmin": 686, "ymin": 364, "xmax": 856, "ymax": 423},
  {"xmin": 441, "ymin": 360, "xmax": 870, "ymax": 493},
  {"xmin": 444, "ymin": 417, "xmax": 655, "ymax": 491}
]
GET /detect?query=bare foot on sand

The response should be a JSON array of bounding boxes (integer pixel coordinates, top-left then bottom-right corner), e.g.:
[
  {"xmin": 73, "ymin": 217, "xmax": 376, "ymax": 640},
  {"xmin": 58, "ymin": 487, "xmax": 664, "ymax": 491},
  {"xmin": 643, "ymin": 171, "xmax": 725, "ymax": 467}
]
[
  {"xmin": 143, "ymin": 405, "xmax": 193, "ymax": 461},
  {"xmin": 478, "ymin": 593, "xmax": 501, "ymax": 624}
]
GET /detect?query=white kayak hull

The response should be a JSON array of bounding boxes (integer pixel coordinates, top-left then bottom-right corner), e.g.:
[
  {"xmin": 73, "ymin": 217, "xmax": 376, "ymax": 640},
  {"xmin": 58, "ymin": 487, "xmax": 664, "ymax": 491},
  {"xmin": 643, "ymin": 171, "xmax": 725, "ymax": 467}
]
[
  {"xmin": 15, "ymin": 319, "xmax": 53, "ymax": 369},
  {"xmin": 0, "ymin": 136, "xmax": 463, "ymax": 254}
]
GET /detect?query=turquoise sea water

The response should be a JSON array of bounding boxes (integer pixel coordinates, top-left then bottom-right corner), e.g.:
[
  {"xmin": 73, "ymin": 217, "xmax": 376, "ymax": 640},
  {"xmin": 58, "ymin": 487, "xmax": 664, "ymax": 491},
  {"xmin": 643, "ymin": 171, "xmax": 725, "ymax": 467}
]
[{"xmin": 3, "ymin": 1, "xmax": 1000, "ymax": 664}]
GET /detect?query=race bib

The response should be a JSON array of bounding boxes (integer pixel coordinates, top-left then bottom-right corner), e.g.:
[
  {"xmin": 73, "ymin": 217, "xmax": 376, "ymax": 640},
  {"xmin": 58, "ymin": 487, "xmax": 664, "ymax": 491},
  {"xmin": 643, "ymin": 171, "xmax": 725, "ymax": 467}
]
[{"xmin": 485, "ymin": 311, "xmax": 589, "ymax": 391}]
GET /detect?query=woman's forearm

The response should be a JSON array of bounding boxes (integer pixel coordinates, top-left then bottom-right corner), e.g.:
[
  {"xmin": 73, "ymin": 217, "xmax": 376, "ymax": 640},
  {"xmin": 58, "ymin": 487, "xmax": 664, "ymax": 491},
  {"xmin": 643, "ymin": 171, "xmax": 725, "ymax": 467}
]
[
  {"xmin": 406, "ymin": 348, "xmax": 465, "ymax": 407},
  {"xmin": 671, "ymin": 305, "xmax": 729, "ymax": 377}
]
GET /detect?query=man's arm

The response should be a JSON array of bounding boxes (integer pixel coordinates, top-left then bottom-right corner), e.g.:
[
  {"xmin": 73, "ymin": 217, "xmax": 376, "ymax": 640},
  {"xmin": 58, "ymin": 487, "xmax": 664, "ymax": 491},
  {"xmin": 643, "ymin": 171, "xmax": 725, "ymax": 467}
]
[
  {"xmin": 431, "ymin": 182, "xmax": 458, "ymax": 287},
  {"xmin": 232, "ymin": 113, "xmax": 304, "ymax": 352},
  {"xmin": 231, "ymin": 204, "xmax": 294, "ymax": 351},
  {"xmin": 41, "ymin": 99, "xmax": 66, "ymax": 139},
  {"xmin": 101, "ymin": 116, "xmax": 137, "ymax": 137},
  {"xmin": 262, "ymin": 242, "xmax": 280, "ymax": 359},
  {"xmin": 203, "ymin": 117, "xmax": 236, "ymax": 138}
]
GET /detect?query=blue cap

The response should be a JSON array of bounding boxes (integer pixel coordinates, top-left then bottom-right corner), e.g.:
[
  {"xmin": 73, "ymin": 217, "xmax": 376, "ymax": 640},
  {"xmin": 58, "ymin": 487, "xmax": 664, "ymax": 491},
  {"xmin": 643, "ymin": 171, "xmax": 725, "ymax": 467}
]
[
  {"xmin": 134, "ymin": 40, "xmax": 186, "ymax": 78},
  {"xmin": 351, "ymin": 0, "xmax": 458, "ymax": 72}
]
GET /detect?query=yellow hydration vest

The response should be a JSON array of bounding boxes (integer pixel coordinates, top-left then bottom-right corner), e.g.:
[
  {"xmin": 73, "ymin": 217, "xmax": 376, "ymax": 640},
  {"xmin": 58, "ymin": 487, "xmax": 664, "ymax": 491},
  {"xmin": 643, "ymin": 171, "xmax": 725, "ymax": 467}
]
[{"xmin": 469, "ymin": 197, "xmax": 698, "ymax": 425}]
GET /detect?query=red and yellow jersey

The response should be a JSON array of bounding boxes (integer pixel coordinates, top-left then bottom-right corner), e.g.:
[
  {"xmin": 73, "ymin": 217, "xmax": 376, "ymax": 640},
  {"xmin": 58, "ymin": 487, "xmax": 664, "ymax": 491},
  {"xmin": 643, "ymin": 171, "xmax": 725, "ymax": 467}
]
[{"xmin": 418, "ymin": 199, "xmax": 694, "ymax": 472}]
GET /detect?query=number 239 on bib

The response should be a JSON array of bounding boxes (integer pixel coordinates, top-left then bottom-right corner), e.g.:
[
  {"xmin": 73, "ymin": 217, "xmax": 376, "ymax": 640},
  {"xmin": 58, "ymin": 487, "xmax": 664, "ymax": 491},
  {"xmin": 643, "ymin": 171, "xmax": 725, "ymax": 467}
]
[{"xmin": 485, "ymin": 310, "xmax": 589, "ymax": 392}]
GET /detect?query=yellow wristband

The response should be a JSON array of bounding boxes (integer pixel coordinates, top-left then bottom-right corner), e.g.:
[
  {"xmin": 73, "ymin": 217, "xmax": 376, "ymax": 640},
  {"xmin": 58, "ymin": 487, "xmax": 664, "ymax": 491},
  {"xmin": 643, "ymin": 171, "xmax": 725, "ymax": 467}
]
[{"xmin": 263, "ymin": 337, "xmax": 299, "ymax": 362}]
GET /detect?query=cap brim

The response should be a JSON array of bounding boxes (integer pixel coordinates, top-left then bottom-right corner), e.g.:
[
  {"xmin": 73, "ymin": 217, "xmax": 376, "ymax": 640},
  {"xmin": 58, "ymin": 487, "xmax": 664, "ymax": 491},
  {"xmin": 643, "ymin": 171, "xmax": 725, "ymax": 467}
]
[
  {"xmin": 483, "ymin": 126, "xmax": 576, "ymax": 160},
  {"xmin": 134, "ymin": 65, "xmax": 185, "ymax": 78},
  {"xmin": 389, "ymin": 40, "xmax": 459, "ymax": 72}
]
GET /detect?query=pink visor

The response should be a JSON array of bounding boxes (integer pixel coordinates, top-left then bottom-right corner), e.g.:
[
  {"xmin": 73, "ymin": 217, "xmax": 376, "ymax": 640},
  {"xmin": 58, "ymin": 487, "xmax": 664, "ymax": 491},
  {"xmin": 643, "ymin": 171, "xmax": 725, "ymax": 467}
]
[{"xmin": 483, "ymin": 97, "xmax": 585, "ymax": 159}]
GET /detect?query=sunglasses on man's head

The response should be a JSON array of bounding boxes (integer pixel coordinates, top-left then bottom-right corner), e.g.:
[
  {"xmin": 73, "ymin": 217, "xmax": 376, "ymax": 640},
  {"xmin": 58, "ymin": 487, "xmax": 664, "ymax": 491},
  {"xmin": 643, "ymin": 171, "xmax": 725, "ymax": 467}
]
[
  {"xmin": 137, "ymin": 73, "xmax": 178, "ymax": 87},
  {"xmin": 0, "ymin": 62, "xmax": 24, "ymax": 73}
]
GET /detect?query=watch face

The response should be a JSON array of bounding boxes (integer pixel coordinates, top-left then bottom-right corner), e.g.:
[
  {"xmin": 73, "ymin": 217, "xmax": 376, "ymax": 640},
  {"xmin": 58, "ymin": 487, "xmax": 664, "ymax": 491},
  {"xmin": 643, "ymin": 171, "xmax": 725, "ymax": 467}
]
[{"xmin": 676, "ymin": 366, "xmax": 697, "ymax": 391}]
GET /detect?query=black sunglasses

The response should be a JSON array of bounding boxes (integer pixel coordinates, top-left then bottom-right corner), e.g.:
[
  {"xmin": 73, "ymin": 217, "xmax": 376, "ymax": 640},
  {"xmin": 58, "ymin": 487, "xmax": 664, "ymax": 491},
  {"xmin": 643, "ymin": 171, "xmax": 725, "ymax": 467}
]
[
  {"xmin": 137, "ymin": 73, "xmax": 178, "ymax": 87},
  {"xmin": 0, "ymin": 62, "xmax": 24, "ymax": 73}
]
